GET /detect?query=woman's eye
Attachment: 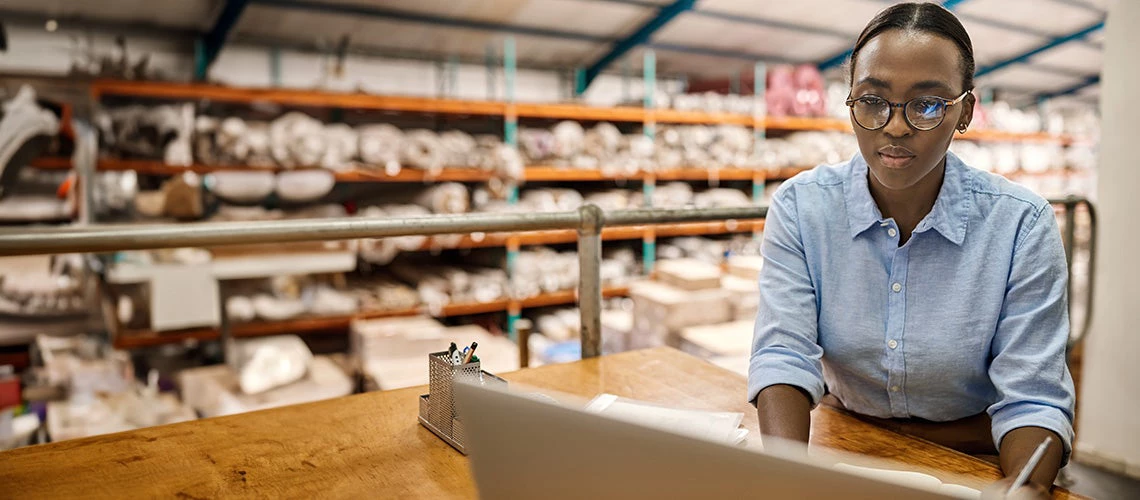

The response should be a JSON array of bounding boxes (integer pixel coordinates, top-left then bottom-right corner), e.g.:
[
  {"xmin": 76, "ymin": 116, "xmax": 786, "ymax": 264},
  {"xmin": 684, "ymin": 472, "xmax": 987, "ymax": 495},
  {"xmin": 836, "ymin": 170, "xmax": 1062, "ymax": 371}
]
[{"xmin": 915, "ymin": 99, "xmax": 942, "ymax": 117}]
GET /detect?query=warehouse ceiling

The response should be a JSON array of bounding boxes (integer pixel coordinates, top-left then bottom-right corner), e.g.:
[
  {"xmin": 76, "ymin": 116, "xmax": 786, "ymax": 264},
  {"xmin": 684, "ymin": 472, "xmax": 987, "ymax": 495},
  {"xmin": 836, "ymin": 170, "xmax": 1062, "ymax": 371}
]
[{"xmin": 0, "ymin": 0, "xmax": 1107, "ymax": 106}]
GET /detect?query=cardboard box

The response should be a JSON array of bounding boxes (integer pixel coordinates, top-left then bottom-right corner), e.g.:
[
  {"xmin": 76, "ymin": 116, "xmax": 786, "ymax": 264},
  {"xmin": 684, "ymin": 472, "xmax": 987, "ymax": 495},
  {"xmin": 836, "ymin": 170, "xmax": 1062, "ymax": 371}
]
[
  {"xmin": 721, "ymin": 274, "xmax": 760, "ymax": 321},
  {"xmin": 655, "ymin": 258, "xmax": 722, "ymax": 291},
  {"xmin": 629, "ymin": 281, "xmax": 732, "ymax": 349},
  {"xmin": 727, "ymin": 255, "xmax": 765, "ymax": 281}
]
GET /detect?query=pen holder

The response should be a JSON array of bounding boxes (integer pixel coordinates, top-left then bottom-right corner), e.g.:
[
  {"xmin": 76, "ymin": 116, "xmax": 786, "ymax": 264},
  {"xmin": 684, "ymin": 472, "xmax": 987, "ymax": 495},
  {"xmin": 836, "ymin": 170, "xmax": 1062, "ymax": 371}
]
[{"xmin": 418, "ymin": 350, "xmax": 506, "ymax": 455}]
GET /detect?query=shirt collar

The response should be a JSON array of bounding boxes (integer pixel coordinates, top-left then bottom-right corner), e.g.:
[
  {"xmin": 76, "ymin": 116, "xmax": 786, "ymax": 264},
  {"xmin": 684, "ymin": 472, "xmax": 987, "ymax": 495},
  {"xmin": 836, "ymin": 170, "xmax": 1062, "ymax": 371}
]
[{"xmin": 844, "ymin": 151, "xmax": 970, "ymax": 246}]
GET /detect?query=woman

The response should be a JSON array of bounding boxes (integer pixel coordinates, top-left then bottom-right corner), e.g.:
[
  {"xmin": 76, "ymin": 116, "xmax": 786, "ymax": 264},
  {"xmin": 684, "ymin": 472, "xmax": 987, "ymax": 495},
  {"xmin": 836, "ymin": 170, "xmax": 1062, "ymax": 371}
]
[{"xmin": 749, "ymin": 3, "xmax": 1074, "ymax": 497}]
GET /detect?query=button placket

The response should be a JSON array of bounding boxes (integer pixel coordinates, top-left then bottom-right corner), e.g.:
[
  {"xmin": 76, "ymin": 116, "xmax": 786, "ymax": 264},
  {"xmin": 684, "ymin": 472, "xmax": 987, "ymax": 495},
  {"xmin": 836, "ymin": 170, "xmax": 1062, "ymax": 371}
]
[{"xmin": 886, "ymin": 245, "xmax": 910, "ymax": 417}]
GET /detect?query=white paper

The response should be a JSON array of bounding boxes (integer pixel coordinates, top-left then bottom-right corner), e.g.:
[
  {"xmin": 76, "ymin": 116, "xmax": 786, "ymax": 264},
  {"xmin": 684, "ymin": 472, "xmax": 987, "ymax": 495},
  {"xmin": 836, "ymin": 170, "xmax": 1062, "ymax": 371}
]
[
  {"xmin": 585, "ymin": 393, "xmax": 745, "ymax": 445},
  {"xmin": 834, "ymin": 463, "xmax": 980, "ymax": 499}
]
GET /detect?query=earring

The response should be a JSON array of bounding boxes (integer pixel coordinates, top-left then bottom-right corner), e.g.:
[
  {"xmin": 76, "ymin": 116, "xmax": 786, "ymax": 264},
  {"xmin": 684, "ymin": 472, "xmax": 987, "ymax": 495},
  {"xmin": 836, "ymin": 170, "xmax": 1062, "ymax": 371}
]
[{"xmin": 957, "ymin": 124, "xmax": 968, "ymax": 134}]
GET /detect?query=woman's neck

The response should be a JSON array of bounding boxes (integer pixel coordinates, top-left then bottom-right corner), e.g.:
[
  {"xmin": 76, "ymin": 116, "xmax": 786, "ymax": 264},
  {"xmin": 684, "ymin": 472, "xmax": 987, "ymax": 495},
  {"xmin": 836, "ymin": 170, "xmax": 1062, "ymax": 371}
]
[{"xmin": 868, "ymin": 157, "xmax": 946, "ymax": 244}]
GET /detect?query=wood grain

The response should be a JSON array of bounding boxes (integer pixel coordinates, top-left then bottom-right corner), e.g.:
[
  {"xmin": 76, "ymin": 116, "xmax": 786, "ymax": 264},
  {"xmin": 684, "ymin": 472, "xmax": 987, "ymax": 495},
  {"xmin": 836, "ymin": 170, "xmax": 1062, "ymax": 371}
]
[{"xmin": 0, "ymin": 347, "xmax": 1081, "ymax": 499}]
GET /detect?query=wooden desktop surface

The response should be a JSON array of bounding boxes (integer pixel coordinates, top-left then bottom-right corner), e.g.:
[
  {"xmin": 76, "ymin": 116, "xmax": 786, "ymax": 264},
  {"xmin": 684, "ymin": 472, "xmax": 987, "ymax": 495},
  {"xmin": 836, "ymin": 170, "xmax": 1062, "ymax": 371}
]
[{"xmin": 0, "ymin": 347, "xmax": 1080, "ymax": 498}]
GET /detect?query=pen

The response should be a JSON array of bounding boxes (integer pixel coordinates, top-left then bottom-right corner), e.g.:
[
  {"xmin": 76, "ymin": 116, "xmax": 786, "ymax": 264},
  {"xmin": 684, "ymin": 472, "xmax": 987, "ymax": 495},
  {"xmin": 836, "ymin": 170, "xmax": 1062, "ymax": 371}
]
[
  {"xmin": 463, "ymin": 342, "xmax": 478, "ymax": 364},
  {"xmin": 1007, "ymin": 436, "xmax": 1053, "ymax": 495}
]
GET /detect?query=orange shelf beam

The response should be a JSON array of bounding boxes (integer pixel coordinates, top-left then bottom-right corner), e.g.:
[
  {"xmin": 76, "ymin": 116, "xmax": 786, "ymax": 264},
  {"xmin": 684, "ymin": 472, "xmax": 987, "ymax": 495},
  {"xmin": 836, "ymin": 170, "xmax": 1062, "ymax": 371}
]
[{"xmin": 87, "ymin": 80, "xmax": 1087, "ymax": 145}]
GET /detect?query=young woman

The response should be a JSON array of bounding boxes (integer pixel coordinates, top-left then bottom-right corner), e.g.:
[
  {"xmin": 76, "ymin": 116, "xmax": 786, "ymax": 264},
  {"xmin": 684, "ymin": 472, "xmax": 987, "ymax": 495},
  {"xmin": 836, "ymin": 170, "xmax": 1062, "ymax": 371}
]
[{"xmin": 749, "ymin": 3, "xmax": 1074, "ymax": 497}]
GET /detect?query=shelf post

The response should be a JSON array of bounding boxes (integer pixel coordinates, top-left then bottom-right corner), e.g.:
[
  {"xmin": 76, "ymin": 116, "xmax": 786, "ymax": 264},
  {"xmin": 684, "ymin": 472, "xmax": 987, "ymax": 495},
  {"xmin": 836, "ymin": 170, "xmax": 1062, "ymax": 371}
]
[
  {"xmin": 752, "ymin": 62, "xmax": 768, "ymax": 241},
  {"xmin": 504, "ymin": 36, "xmax": 521, "ymax": 341},
  {"xmin": 642, "ymin": 49, "xmax": 657, "ymax": 275},
  {"xmin": 577, "ymin": 205, "xmax": 604, "ymax": 359}
]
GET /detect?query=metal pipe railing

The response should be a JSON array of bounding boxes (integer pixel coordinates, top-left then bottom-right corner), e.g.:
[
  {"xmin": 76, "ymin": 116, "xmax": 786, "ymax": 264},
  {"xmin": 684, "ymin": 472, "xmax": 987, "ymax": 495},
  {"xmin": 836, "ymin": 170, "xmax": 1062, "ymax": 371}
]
[
  {"xmin": 0, "ymin": 198, "xmax": 1096, "ymax": 359},
  {"xmin": 0, "ymin": 205, "xmax": 767, "ymax": 358}
]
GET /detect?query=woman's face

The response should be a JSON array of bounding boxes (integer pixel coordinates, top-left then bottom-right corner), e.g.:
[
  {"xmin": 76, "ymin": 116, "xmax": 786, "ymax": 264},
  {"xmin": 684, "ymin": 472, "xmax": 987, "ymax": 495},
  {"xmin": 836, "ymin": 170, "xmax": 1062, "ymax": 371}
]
[{"xmin": 849, "ymin": 29, "xmax": 974, "ymax": 191}]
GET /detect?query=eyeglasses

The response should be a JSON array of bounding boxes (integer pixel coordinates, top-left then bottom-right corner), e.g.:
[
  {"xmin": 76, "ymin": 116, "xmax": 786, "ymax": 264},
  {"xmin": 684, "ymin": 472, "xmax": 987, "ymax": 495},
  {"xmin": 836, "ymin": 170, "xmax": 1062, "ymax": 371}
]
[{"xmin": 845, "ymin": 91, "xmax": 971, "ymax": 131}]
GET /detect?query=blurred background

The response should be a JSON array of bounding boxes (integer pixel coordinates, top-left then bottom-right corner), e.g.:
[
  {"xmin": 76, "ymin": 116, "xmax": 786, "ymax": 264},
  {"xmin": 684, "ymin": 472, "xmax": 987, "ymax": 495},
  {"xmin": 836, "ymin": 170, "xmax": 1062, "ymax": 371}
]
[{"xmin": 0, "ymin": 0, "xmax": 1127, "ymax": 495}]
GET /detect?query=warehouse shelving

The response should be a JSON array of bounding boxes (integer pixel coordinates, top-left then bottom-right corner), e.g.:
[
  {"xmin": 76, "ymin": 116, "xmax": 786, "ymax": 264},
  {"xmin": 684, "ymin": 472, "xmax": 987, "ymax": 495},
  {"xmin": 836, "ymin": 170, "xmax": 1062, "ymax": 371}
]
[
  {"xmin": 86, "ymin": 79, "xmax": 1082, "ymax": 145},
  {"xmin": 78, "ymin": 74, "xmax": 1088, "ymax": 350},
  {"xmin": 108, "ymin": 285, "xmax": 632, "ymax": 349},
  {"xmin": 31, "ymin": 157, "xmax": 809, "ymax": 183}
]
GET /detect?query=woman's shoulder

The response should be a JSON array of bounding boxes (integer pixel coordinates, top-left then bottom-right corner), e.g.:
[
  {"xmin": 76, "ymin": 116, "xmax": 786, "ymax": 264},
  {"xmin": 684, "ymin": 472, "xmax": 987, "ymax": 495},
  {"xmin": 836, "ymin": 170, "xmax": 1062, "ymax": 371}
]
[{"xmin": 956, "ymin": 159, "xmax": 1052, "ymax": 217}]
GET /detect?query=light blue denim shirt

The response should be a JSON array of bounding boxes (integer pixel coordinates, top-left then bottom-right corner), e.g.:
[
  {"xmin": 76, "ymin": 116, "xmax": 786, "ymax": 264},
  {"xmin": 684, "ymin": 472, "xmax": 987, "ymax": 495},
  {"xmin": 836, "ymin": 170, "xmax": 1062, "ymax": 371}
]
[{"xmin": 748, "ymin": 151, "xmax": 1075, "ymax": 459}]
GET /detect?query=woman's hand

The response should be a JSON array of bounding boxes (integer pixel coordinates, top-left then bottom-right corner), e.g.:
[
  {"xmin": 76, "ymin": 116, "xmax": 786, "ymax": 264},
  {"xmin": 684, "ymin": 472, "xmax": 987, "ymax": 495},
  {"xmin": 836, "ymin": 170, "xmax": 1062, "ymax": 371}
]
[{"xmin": 981, "ymin": 477, "xmax": 1052, "ymax": 500}]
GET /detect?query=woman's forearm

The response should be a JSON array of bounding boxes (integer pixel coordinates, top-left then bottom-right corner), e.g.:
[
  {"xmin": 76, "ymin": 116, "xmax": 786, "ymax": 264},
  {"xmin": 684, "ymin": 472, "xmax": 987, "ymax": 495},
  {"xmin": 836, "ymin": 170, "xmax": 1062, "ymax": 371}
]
[
  {"xmin": 755, "ymin": 384, "xmax": 813, "ymax": 443},
  {"xmin": 999, "ymin": 426, "xmax": 1064, "ymax": 490}
]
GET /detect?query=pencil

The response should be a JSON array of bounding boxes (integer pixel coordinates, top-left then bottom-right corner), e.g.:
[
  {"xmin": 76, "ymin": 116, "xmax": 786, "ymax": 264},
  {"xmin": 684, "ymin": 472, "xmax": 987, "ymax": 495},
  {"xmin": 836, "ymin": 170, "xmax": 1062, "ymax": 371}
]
[{"xmin": 1007, "ymin": 436, "xmax": 1053, "ymax": 495}]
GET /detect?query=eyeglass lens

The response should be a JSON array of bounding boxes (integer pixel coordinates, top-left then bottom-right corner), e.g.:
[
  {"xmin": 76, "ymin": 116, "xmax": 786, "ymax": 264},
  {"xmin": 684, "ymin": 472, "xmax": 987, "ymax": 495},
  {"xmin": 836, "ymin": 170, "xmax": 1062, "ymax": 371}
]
[{"xmin": 852, "ymin": 96, "xmax": 947, "ymax": 131}]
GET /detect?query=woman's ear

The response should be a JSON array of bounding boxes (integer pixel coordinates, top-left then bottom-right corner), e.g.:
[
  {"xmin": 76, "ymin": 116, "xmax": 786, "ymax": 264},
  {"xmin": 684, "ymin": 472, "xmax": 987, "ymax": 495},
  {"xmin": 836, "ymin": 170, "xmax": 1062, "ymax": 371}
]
[{"xmin": 957, "ymin": 92, "xmax": 976, "ymax": 132}]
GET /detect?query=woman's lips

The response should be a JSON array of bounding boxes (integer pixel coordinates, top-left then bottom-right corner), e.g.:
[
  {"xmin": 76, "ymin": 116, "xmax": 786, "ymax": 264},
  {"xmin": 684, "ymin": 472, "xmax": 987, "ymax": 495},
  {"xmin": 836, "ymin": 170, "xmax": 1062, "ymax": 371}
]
[{"xmin": 878, "ymin": 146, "xmax": 916, "ymax": 169}]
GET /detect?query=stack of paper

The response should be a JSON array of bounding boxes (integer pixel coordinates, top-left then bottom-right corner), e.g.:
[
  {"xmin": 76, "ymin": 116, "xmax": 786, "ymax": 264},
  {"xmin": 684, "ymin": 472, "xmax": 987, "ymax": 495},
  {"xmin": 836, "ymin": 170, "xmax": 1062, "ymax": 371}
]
[{"xmin": 584, "ymin": 394, "xmax": 747, "ymax": 445}]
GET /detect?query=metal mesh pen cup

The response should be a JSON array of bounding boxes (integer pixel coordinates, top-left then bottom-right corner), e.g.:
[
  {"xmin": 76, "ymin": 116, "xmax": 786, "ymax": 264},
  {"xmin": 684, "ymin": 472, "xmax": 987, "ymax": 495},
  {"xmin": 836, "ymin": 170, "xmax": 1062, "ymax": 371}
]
[{"xmin": 418, "ymin": 351, "xmax": 506, "ymax": 454}]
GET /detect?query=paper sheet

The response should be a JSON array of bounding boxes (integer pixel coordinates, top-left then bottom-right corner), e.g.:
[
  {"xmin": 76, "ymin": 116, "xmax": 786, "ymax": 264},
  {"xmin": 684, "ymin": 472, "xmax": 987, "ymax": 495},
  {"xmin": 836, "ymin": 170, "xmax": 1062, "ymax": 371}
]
[
  {"xmin": 585, "ymin": 393, "xmax": 745, "ymax": 445},
  {"xmin": 834, "ymin": 463, "xmax": 981, "ymax": 499}
]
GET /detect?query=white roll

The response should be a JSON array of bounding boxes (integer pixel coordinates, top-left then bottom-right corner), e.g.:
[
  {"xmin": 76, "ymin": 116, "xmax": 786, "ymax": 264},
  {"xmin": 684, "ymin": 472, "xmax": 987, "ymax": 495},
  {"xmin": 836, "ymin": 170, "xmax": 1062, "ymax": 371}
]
[
  {"xmin": 209, "ymin": 171, "xmax": 276, "ymax": 204},
  {"xmin": 321, "ymin": 123, "xmax": 359, "ymax": 171},
  {"xmin": 275, "ymin": 169, "xmax": 336, "ymax": 203},
  {"xmin": 357, "ymin": 123, "xmax": 404, "ymax": 170}
]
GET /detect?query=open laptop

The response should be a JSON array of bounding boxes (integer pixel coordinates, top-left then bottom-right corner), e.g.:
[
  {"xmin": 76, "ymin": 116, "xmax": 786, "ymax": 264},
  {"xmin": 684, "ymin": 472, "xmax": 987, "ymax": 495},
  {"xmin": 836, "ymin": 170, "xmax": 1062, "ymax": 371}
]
[{"xmin": 454, "ymin": 381, "xmax": 961, "ymax": 500}]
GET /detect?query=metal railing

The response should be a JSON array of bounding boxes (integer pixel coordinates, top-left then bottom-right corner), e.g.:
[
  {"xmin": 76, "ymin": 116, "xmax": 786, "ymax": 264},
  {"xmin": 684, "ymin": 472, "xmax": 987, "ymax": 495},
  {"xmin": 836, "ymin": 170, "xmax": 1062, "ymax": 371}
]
[
  {"xmin": 0, "ymin": 198, "xmax": 1096, "ymax": 358},
  {"xmin": 0, "ymin": 205, "xmax": 767, "ymax": 358}
]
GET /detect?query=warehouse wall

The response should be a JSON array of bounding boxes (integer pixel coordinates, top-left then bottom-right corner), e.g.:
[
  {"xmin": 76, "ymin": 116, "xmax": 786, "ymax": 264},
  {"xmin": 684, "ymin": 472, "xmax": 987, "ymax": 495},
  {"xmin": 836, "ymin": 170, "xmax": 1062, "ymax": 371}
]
[
  {"xmin": 0, "ymin": 22, "xmax": 681, "ymax": 107},
  {"xmin": 1076, "ymin": 0, "xmax": 1140, "ymax": 478}
]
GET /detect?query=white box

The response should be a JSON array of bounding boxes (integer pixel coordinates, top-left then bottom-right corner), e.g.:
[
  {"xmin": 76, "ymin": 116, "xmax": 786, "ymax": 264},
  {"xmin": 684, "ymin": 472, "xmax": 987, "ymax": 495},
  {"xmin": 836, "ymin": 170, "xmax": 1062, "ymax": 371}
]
[
  {"xmin": 727, "ymin": 255, "xmax": 765, "ymax": 281},
  {"xmin": 655, "ymin": 258, "xmax": 723, "ymax": 291},
  {"xmin": 178, "ymin": 355, "xmax": 353, "ymax": 418},
  {"xmin": 720, "ymin": 274, "xmax": 760, "ymax": 321},
  {"xmin": 629, "ymin": 281, "xmax": 732, "ymax": 349}
]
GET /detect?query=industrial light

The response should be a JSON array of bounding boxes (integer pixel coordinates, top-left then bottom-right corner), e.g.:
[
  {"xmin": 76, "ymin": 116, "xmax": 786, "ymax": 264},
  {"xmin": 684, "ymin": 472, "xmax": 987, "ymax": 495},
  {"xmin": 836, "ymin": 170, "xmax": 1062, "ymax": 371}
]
[{"xmin": 45, "ymin": 19, "xmax": 58, "ymax": 32}]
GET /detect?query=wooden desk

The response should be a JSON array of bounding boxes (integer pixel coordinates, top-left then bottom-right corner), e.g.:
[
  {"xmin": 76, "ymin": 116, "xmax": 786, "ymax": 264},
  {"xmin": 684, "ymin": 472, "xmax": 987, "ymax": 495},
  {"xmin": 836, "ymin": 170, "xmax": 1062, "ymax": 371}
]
[{"xmin": 0, "ymin": 347, "xmax": 1079, "ymax": 499}]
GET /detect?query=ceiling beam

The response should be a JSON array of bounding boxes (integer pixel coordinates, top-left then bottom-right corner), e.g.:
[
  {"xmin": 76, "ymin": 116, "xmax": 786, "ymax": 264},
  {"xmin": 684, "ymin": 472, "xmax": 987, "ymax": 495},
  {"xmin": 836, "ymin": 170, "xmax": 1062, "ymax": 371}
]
[
  {"xmin": 1038, "ymin": 74, "xmax": 1100, "ymax": 100},
  {"xmin": 581, "ymin": 0, "xmax": 696, "ymax": 92},
  {"xmin": 974, "ymin": 20, "xmax": 1104, "ymax": 77},
  {"xmin": 251, "ymin": 0, "xmax": 608, "ymax": 43},
  {"xmin": 196, "ymin": 0, "xmax": 251, "ymax": 80},
  {"xmin": 251, "ymin": 0, "xmax": 801, "ymax": 77},
  {"xmin": 819, "ymin": 0, "xmax": 970, "ymax": 71}
]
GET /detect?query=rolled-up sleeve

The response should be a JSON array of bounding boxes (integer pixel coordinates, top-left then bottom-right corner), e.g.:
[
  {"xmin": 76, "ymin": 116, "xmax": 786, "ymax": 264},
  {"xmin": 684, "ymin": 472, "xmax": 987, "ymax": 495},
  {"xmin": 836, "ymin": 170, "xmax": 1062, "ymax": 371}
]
[
  {"xmin": 748, "ymin": 185, "xmax": 825, "ymax": 406},
  {"xmin": 988, "ymin": 205, "xmax": 1076, "ymax": 464}
]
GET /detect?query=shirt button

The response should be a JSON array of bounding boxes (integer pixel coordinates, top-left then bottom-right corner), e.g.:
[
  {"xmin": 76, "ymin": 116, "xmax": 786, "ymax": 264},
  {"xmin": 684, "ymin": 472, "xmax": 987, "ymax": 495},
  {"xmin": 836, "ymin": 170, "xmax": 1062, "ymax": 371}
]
[
  {"xmin": 888, "ymin": 228, "xmax": 897, "ymax": 237},
  {"xmin": 890, "ymin": 386, "xmax": 900, "ymax": 392},
  {"xmin": 891, "ymin": 282, "xmax": 902, "ymax": 293},
  {"xmin": 888, "ymin": 340, "xmax": 898, "ymax": 349}
]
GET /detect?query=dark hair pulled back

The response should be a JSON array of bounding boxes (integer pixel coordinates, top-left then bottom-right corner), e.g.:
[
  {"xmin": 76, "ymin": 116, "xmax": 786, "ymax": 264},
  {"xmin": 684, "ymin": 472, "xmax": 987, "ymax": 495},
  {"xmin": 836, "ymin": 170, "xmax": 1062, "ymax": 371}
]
[{"xmin": 849, "ymin": 2, "xmax": 975, "ymax": 91}]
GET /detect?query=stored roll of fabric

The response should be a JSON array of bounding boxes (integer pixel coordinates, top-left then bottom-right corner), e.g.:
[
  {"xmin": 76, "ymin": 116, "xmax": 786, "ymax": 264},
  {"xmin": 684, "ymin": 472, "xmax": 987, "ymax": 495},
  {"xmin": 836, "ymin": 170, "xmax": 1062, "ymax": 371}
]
[
  {"xmin": 209, "ymin": 171, "xmax": 276, "ymax": 204},
  {"xmin": 321, "ymin": 123, "xmax": 359, "ymax": 171},
  {"xmin": 269, "ymin": 112, "xmax": 327, "ymax": 168},
  {"xmin": 439, "ymin": 130, "xmax": 478, "ymax": 168},
  {"xmin": 519, "ymin": 127, "xmax": 557, "ymax": 163},
  {"xmin": 551, "ymin": 121, "xmax": 585, "ymax": 159},
  {"xmin": 401, "ymin": 129, "xmax": 446, "ymax": 176},
  {"xmin": 357, "ymin": 123, "xmax": 404, "ymax": 171},
  {"xmin": 275, "ymin": 169, "xmax": 336, "ymax": 203},
  {"xmin": 412, "ymin": 182, "xmax": 470, "ymax": 214}
]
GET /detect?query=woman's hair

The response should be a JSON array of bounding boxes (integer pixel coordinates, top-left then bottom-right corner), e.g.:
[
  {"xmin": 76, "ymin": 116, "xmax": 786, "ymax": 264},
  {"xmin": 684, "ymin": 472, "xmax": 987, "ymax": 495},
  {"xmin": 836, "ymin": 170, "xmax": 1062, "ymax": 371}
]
[{"xmin": 848, "ymin": 2, "xmax": 975, "ymax": 91}]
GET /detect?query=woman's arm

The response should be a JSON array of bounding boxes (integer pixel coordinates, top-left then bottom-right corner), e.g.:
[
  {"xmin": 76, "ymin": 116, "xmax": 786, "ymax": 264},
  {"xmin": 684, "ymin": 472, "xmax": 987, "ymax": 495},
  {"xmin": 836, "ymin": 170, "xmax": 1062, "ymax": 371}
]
[
  {"xmin": 756, "ymin": 384, "xmax": 812, "ymax": 443},
  {"xmin": 748, "ymin": 183, "xmax": 825, "ymax": 445},
  {"xmin": 988, "ymin": 204, "xmax": 1076, "ymax": 492},
  {"xmin": 1000, "ymin": 426, "xmax": 1064, "ymax": 490}
]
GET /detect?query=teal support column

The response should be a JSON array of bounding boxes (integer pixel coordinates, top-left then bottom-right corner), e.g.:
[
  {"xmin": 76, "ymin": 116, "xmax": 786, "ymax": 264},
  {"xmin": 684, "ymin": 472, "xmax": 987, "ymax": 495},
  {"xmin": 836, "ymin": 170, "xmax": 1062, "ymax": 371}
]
[
  {"xmin": 642, "ymin": 50, "xmax": 657, "ymax": 275},
  {"xmin": 504, "ymin": 36, "xmax": 521, "ymax": 340}
]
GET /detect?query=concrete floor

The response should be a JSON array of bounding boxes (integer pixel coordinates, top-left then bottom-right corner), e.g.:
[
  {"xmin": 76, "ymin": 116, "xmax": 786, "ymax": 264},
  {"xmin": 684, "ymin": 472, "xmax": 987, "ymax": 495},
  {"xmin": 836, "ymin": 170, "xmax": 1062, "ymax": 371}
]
[{"xmin": 1061, "ymin": 462, "xmax": 1140, "ymax": 499}]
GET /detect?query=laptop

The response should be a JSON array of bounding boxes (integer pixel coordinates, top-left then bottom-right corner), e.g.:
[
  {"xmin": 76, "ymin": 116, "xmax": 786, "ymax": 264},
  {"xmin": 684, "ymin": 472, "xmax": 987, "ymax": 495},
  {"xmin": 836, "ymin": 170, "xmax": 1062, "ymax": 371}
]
[{"xmin": 454, "ymin": 381, "xmax": 960, "ymax": 500}]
